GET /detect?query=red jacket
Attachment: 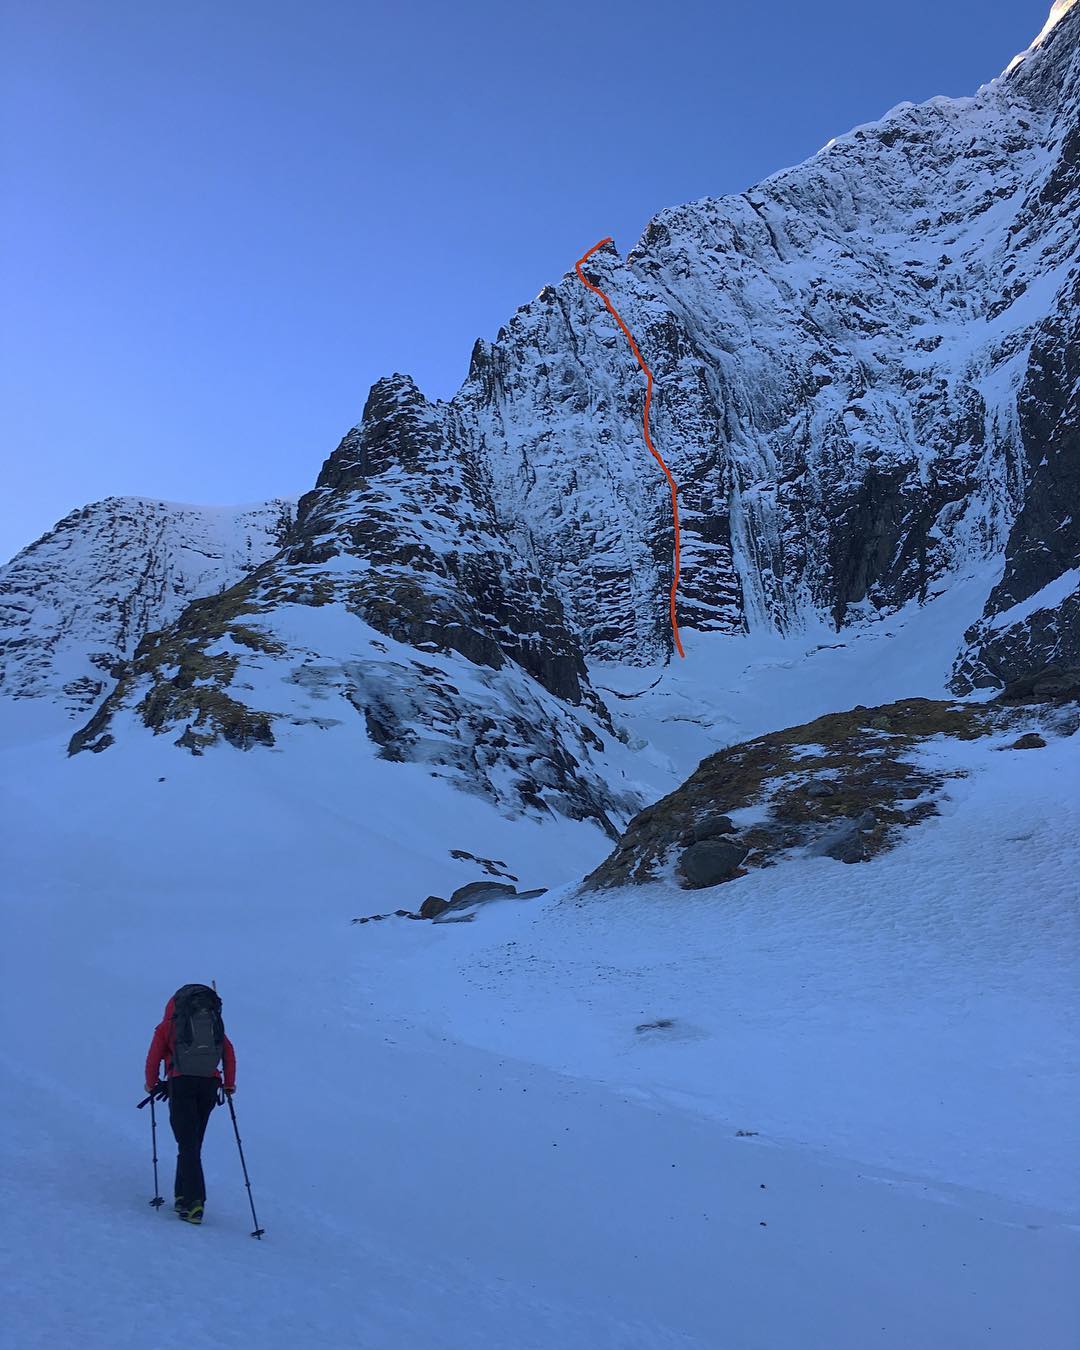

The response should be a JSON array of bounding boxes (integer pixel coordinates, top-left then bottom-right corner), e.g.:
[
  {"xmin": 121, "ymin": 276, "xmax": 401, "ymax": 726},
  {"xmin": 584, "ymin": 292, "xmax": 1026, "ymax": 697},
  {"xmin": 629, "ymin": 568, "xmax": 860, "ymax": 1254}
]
[{"xmin": 145, "ymin": 995, "xmax": 236, "ymax": 1090}]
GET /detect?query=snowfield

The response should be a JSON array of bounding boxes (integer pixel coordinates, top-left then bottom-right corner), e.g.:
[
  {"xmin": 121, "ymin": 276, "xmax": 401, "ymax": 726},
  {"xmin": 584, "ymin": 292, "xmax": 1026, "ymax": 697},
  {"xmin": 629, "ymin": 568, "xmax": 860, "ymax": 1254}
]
[
  {"xmin": 358, "ymin": 730, "xmax": 1079, "ymax": 1217},
  {"xmin": 2, "ymin": 621, "xmax": 1077, "ymax": 1348}
]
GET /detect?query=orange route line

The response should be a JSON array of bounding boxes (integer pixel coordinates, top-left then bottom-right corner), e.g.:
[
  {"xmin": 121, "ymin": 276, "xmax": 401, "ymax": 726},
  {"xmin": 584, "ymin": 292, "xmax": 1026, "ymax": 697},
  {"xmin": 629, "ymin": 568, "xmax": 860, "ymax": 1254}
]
[{"xmin": 574, "ymin": 237, "xmax": 685, "ymax": 659}]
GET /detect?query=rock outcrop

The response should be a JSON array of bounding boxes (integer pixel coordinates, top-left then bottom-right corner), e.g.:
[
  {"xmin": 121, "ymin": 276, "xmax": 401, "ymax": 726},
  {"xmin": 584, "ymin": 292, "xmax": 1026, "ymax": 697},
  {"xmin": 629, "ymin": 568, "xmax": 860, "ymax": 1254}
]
[
  {"xmin": 64, "ymin": 380, "xmax": 636, "ymax": 831},
  {"xmin": 0, "ymin": 497, "xmax": 294, "ymax": 716},
  {"xmin": 585, "ymin": 683, "xmax": 1079, "ymax": 890}
]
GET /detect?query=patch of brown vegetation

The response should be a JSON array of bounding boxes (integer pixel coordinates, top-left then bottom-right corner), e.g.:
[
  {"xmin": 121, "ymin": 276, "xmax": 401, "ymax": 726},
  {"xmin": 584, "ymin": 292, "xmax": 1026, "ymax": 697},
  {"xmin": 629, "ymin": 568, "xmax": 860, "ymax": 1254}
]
[
  {"xmin": 584, "ymin": 697, "xmax": 1016, "ymax": 891},
  {"xmin": 68, "ymin": 574, "xmax": 281, "ymax": 756}
]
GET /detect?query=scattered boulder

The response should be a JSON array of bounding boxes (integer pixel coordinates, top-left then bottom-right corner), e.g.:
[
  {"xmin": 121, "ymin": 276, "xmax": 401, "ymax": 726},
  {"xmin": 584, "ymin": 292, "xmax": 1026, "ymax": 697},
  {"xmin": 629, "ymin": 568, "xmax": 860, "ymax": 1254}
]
[
  {"xmin": 425, "ymin": 879, "xmax": 549, "ymax": 921},
  {"xmin": 448, "ymin": 879, "xmax": 518, "ymax": 907},
  {"xmin": 816, "ymin": 811, "xmax": 879, "ymax": 864},
  {"xmin": 679, "ymin": 839, "xmax": 749, "ymax": 889},
  {"xmin": 449, "ymin": 849, "xmax": 518, "ymax": 880},
  {"xmin": 1011, "ymin": 732, "xmax": 1047, "ymax": 750},
  {"xmin": 681, "ymin": 813, "xmax": 737, "ymax": 845},
  {"xmin": 350, "ymin": 880, "xmax": 547, "ymax": 925},
  {"xmin": 803, "ymin": 779, "xmax": 835, "ymax": 799},
  {"xmin": 353, "ymin": 907, "xmax": 424, "ymax": 923},
  {"xmin": 999, "ymin": 665, "xmax": 1080, "ymax": 705}
]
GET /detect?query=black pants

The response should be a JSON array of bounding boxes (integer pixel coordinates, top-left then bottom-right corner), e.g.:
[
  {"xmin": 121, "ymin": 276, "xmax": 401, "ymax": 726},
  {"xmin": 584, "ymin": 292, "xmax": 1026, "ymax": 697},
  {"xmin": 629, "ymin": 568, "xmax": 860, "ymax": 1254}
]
[{"xmin": 169, "ymin": 1076, "xmax": 219, "ymax": 1207}]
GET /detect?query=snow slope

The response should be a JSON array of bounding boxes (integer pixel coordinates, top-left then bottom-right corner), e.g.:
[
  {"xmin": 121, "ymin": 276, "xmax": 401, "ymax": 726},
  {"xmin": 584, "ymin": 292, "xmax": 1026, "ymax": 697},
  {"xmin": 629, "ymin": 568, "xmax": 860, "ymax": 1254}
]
[
  {"xmin": 593, "ymin": 567, "xmax": 1000, "ymax": 792},
  {"xmin": 357, "ymin": 728, "xmax": 1079, "ymax": 1217},
  {"xmin": 1, "ymin": 660, "xmax": 1077, "ymax": 1348}
]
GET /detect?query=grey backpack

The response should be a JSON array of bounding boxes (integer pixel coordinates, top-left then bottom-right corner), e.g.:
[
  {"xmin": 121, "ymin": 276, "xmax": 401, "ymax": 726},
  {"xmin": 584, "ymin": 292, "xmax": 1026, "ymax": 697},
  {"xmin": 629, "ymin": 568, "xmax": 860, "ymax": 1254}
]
[{"xmin": 171, "ymin": 984, "xmax": 225, "ymax": 1077}]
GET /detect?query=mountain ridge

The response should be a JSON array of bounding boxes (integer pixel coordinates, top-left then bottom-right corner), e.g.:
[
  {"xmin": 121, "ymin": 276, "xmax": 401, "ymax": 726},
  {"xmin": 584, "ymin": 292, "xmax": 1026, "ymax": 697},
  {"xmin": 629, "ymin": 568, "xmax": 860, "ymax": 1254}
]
[{"xmin": 1, "ymin": 2, "xmax": 1076, "ymax": 827}]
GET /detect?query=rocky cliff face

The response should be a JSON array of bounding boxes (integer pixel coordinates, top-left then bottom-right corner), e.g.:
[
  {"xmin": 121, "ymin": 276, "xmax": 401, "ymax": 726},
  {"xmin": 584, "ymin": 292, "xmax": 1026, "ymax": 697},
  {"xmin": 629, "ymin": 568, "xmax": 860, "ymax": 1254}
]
[
  {"xmin": 0, "ymin": 497, "xmax": 294, "ymax": 716},
  {"xmin": 952, "ymin": 269, "xmax": 1080, "ymax": 689},
  {"xmin": 6, "ymin": 5, "xmax": 1078, "ymax": 827},
  {"xmin": 452, "ymin": 0, "xmax": 1077, "ymax": 661}
]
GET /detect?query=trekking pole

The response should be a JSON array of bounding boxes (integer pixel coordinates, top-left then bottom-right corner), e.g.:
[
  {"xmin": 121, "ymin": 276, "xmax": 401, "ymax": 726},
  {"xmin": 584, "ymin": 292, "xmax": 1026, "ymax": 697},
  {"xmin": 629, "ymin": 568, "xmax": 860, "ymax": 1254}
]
[
  {"xmin": 147, "ymin": 1093, "xmax": 165, "ymax": 1210},
  {"xmin": 225, "ymin": 1092, "xmax": 265, "ymax": 1238}
]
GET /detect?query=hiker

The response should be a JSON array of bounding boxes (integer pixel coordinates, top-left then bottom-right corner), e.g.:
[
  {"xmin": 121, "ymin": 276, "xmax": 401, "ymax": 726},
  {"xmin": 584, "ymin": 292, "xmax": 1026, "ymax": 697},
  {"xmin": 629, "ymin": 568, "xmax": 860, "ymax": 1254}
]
[{"xmin": 145, "ymin": 984, "xmax": 236, "ymax": 1225}]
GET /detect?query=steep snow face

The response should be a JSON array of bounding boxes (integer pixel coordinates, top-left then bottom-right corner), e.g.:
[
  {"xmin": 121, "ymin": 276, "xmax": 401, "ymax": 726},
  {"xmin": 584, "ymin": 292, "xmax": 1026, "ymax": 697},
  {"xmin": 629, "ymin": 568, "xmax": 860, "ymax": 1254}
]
[
  {"xmin": 0, "ymin": 497, "xmax": 295, "ymax": 723},
  {"xmin": 455, "ymin": 2, "xmax": 1078, "ymax": 665}
]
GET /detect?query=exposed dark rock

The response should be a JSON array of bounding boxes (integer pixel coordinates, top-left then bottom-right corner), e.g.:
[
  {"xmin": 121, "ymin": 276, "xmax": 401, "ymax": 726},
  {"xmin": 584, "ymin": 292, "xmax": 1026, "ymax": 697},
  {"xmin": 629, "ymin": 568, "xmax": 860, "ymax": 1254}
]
[
  {"xmin": 419, "ymin": 895, "xmax": 450, "ymax": 919},
  {"xmin": 679, "ymin": 839, "xmax": 749, "ymax": 888},
  {"xmin": 353, "ymin": 908, "xmax": 426, "ymax": 924},
  {"xmin": 67, "ymin": 699, "xmax": 114, "ymax": 755},
  {"xmin": 449, "ymin": 849, "xmax": 517, "ymax": 879},
  {"xmin": 998, "ymin": 665, "xmax": 1080, "ymax": 703},
  {"xmin": 953, "ymin": 266, "xmax": 1080, "ymax": 690},
  {"xmin": 816, "ymin": 811, "xmax": 881, "ymax": 863},
  {"xmin": 447, "ymin": 880, "xmax": 518, "ymax": 907},
  {"xmin": 1011, "ymin": 732, "xmax": 1048, "ymax": 749},
  {"xmin": 681, "ymin": 813, "xmax": 737, "ymax": 844}
]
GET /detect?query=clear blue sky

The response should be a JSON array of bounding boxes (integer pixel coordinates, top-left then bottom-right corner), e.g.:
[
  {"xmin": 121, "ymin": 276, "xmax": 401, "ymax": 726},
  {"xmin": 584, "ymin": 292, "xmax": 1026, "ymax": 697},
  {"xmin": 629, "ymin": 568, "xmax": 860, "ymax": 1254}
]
[{"xmin": 0, "ymin": 0, "xmax": 1053, "ymax": 561}]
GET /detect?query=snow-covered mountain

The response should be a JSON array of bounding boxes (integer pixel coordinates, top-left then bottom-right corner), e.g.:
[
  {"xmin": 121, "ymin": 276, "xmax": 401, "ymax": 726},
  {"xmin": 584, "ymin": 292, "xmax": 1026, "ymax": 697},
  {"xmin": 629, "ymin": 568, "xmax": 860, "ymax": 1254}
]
[
  {"xmin": 2, "ymin": 12, "xmax": 1078, "ymax": 1347},
  {"xmin": 0, "ymin": 497, "xmax": 295, "ymax": 718},
  {"xmin": 3, "ymin": 3, "xmax": 1077, "ymax": 822}
]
